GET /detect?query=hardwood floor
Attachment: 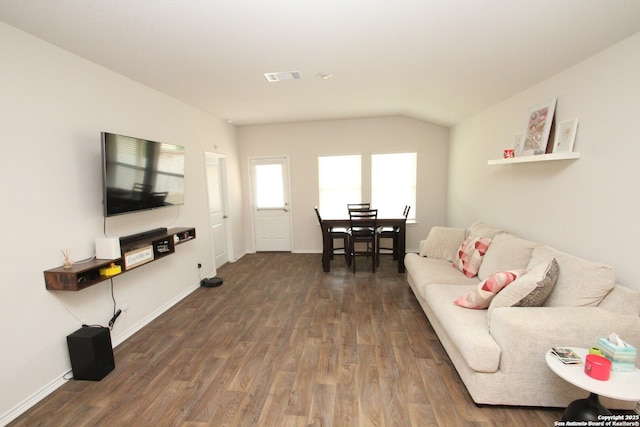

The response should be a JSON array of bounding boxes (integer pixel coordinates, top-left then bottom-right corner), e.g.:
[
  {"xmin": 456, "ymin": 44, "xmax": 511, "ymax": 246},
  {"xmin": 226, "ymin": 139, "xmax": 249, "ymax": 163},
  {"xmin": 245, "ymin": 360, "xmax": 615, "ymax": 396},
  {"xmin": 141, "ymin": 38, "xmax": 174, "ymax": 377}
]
[{"xmin": 11, "ymin": 253, "xmax": 565, "ymax": 426}]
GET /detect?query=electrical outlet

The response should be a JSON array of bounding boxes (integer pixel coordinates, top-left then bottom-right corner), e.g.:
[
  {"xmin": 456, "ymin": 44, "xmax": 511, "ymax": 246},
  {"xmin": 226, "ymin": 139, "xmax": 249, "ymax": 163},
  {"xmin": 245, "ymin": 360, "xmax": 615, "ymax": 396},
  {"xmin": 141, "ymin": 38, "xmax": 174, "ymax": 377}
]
[{"xmin": 121, "ymin": 299, "xmax": 130, "ymax": 312}]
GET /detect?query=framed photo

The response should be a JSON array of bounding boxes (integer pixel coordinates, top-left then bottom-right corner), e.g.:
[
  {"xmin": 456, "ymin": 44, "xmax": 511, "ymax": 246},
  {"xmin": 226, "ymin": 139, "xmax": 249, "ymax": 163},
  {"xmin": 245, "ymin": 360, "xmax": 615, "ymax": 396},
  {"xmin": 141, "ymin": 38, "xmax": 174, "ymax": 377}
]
[
  {"xmin": 513, "ymin": 133, "xmax": 524, "ymax": 156},
  {"xmin": 520, "ymin": 98, "xmax": 556, "ymax": 156},
  {"xmin": 553, "ymin": 118, "xmax": 579, "ymax": 153}
]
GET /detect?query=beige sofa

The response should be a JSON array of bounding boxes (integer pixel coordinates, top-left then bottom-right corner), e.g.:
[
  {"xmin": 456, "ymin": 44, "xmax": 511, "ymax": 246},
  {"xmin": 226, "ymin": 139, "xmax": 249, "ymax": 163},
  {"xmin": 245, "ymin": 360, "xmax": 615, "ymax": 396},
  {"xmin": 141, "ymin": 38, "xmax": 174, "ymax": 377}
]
[{"xmin": 404, "ymin": 221, "xmax": 640, "ymax": 409}]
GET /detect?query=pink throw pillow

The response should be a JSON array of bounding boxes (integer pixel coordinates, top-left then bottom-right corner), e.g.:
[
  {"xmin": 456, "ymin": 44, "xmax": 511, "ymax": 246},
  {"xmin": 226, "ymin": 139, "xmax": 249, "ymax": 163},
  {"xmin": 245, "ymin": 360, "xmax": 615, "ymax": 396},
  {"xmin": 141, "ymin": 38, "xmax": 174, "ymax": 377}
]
[
  {"xmin": 453, "ymin": 235, "xmax": 492, "ymax": 278},
  {"xmin": 454, "ymin": 270, "xmax": 526, "ymax": 309}
]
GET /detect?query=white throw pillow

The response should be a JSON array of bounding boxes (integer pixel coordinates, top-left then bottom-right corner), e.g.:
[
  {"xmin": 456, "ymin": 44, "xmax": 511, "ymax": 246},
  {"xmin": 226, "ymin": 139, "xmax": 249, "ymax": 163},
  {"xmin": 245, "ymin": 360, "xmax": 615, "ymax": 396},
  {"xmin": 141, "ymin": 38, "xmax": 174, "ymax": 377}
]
[
  {"xmin": 419, "ymin": 226, "xmax": 466, "ymax": 262},
  {"xmin": 487, "ymin": 259, "xmax": 559, "ymax": 323}
]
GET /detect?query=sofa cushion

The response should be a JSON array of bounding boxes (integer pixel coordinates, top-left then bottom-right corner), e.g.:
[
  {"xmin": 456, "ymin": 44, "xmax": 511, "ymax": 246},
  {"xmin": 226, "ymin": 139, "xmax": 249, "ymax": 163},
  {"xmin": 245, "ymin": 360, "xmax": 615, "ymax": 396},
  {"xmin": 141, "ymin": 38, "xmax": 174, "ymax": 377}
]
[
  {"xmin": 405, "ymin": 254, "xmax": 481, "ymax": 290},
  {"xmin": 468, "ymin": 221, "xmax": 505, "ymax": 239},
  {"xmin": 454, "ymin": 269, "xmax": 526, "ymax": 309},
  {"xmin": 487, "ymin": 259, "xmax": 559, "ymax": 323},
  {"xmin": 599, "ymin": 285, "xmax": 640, "ymax": 316},
  {"xmin": 478, "ymin": 233, "xmax": 540, "ymax": 281},
  {"xmin": 423, "ymin": 284, "xmax": 501, "ymax": 373},
  {"xmin": 529, "ymin": 246, "xmax": 615, "ymax": 307},
  {"xmin": 453, "ymin": 235, "xmax": 492, "ymax": 278},
  {"xmin": 419, "ymin": 226, "xmax": 466, "ymax": 262}
]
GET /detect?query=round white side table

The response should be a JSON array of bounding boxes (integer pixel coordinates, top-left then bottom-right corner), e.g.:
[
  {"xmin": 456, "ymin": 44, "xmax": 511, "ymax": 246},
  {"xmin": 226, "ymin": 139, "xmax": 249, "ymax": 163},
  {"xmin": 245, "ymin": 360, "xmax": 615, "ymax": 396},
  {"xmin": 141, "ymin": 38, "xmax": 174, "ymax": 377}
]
[{"xmin": 546, "ymin": 347, "xmax": 640, "ymax": 421}]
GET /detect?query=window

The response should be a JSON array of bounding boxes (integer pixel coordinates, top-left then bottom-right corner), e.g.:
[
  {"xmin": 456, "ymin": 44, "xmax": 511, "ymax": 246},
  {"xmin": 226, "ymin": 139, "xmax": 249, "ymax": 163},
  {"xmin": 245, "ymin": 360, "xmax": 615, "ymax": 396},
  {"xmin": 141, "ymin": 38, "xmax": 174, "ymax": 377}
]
[
  {"xmin": 318, "ymin": 155, "xmax": 361, "ymax": 218},
  {"xmin": 371, "ymin": 152, "xmax": 416, "ymax": 219}
]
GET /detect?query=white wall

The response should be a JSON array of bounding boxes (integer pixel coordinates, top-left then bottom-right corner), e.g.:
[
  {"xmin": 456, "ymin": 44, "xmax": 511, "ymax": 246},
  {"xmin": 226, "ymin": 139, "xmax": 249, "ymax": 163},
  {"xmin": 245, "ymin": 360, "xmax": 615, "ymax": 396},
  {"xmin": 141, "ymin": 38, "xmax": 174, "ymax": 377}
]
[
  {"xmin": 237, "ymin": 116, "xmax": 449, "ymax": 254},
  {"xmin": 0, "ymin": 22, "xmax": 244, "ymax": 423},
  {"xmin": 448, "ymin": 32, "xmax": 640, "ymax": 291}
]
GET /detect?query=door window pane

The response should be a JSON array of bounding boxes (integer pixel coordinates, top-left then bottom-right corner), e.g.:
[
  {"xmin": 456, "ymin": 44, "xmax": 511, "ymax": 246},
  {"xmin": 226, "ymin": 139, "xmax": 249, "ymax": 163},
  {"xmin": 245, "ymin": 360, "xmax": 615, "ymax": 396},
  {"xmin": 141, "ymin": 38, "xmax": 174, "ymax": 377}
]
[{"xmin": 255, "ymin": 164, "xmax": 284, "ymax": 208}]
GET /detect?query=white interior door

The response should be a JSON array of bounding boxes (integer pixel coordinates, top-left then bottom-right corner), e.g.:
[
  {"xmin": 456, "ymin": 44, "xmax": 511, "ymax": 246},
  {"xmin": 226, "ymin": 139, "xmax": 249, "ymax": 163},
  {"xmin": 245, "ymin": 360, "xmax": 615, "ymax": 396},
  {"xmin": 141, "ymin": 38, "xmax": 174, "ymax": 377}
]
[
  {"xmin": 250, "ymin": 157, "xmax": 292, "ymax": 252},
  {"xmin": 205, "ymin": 152, "xmax": 229, "ymax": 268}
]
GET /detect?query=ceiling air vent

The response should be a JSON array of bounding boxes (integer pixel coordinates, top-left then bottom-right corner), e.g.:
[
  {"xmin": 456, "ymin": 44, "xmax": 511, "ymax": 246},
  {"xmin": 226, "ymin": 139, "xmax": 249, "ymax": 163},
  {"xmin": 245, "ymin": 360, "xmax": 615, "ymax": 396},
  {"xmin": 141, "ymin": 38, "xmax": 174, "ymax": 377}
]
[{"xmin": 264, "ymin": 71, "xmax": 303, "ymax": 82}]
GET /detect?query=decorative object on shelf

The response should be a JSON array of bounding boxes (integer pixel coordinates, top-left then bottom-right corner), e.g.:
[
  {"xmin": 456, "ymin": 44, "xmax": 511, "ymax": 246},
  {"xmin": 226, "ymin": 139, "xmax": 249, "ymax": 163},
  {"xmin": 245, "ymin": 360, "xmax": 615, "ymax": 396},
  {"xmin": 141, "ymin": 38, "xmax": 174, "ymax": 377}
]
[
  {"xmin": 520, "ymin": 98, "xmax": 557, "ymax": 156},
  {"xmin": 61, "ymin": 249, "xmax": 73, "ymax": 269},
  {"xmin": 553, "ymin": 118, "xmax": 579, "ymax": 153},
  {"xmin": 513, "ymin": 133, "xmax": 524, "ymax": 156},
  {"xmin": 503, "ymin": 149, "xmax": 514, "ymax": 158}
]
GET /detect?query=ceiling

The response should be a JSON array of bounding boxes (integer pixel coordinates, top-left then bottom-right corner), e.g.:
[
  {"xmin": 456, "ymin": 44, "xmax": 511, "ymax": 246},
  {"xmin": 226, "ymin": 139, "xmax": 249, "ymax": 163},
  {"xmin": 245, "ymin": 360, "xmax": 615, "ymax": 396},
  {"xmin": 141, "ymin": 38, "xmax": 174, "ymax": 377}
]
[{"xmin": 2, "ymin": 1, "xmax": 640, "ymax": 127}]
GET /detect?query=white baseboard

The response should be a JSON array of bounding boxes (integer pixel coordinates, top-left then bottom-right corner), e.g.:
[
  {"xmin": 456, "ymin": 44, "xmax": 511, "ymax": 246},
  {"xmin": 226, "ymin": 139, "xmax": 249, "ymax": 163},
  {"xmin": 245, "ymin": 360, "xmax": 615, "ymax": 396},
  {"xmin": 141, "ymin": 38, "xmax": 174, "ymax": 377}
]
[
  {"xmin": 0, "ymin": 281, "xmax": 201, "ymax": 426},
  {"xmin": 0, "ymin": 375, "xmax": 69, "ymax": 427}
]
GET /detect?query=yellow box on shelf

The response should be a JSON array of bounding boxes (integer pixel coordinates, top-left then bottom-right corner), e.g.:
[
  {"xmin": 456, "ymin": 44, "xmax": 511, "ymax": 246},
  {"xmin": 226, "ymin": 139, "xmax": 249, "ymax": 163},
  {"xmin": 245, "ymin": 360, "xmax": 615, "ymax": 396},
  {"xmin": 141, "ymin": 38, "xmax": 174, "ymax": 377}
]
[{"xmin": 99, "ymin": 263, "xmax": 122, "ymax": 277}]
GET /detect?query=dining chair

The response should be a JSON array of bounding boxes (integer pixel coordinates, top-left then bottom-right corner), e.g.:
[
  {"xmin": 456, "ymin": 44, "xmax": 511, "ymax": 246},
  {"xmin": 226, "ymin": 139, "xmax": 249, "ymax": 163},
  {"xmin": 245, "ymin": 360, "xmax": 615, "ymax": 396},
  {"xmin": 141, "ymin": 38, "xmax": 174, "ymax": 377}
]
[
  {"xmin": 314, "ymin": 206, "xmax": 349, "ymax": 265},
  {"xmin": 348, "ymin": 208, "xmax": 378, "ymax": 273},
  {"xmin": 347, "ymin": 203, "xmax": 371, "ymax": 212},
  {"xmin": 376, "ymin": 205, "xmax": 410, "ymax": 267}
]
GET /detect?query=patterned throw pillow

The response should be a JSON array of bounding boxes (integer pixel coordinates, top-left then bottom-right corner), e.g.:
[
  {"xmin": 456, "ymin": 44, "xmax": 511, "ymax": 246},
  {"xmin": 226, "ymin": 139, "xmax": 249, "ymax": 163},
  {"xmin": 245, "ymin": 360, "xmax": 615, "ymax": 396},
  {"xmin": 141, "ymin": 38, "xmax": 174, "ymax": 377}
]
[
  {"xmin": 454, "ymin": 269, "xmax": 526, "ymax": 309},
  {"xmin": 487, "ymin": 259, "xmax": 559, "ymax": 322},
  {"xmin": 453, "ymin": 235, "xmax": 492, "ymax": 278}
]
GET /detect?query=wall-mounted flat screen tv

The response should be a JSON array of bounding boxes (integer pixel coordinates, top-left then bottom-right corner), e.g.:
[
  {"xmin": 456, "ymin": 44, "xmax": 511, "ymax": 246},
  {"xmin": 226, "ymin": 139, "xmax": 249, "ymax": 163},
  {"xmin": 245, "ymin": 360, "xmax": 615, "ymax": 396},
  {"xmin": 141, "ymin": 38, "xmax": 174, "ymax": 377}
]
[{"xmin": 101, "ymin": 132, "xmax": 185, "ymax": 217}]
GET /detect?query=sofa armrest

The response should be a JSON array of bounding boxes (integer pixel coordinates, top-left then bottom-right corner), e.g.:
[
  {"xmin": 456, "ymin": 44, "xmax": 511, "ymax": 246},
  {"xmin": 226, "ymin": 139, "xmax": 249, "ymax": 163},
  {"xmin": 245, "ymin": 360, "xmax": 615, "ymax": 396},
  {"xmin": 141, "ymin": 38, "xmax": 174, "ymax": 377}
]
[{"xmin": 489, "ymin": 306, "xmax": 640, "ymax": 373}]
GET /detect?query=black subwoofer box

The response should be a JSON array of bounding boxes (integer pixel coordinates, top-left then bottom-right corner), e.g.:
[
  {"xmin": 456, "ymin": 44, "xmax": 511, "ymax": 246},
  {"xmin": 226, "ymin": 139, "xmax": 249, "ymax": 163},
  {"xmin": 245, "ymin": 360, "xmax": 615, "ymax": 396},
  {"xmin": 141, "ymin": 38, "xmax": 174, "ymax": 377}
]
[{"xmin": 66, "ymin": 326, "xmax": 115, "ymax": 381}]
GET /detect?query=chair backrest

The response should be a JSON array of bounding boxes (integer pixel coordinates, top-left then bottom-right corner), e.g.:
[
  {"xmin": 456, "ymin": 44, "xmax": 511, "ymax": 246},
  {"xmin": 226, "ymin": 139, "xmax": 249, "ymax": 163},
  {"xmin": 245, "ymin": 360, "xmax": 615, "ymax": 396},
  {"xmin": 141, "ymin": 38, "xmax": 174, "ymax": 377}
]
[
  {"xmin": 403, "ymin": 205, "xmax": 411, "ymax": 220},
  {"xmin": 347, "ymin": 203, "xmax": 371, "ymax": 212},
  {"xmin": 349, "ymin": 208, "xmax": 377, "ymax": 232},
  {"xmin": 314, "ymin": 206, "xmax": 323, "ymax": 226}
]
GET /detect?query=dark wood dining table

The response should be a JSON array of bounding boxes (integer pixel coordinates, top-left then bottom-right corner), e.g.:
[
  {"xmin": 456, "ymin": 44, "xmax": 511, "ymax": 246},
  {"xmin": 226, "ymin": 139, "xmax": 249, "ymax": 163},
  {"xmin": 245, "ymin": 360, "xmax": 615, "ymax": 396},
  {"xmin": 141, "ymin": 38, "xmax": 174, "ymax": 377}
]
[{"xmin": 320, "ymin": 216, "xmax": 407, "ymax": 273}]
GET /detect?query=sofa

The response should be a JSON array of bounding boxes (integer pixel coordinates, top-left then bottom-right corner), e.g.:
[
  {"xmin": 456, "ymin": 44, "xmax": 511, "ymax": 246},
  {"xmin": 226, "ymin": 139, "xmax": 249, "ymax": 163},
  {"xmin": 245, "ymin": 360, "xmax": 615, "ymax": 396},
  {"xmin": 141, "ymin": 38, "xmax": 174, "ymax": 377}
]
[{"xmin": 404, "ymin": 221, "xmax": 640, "ymax": 409}]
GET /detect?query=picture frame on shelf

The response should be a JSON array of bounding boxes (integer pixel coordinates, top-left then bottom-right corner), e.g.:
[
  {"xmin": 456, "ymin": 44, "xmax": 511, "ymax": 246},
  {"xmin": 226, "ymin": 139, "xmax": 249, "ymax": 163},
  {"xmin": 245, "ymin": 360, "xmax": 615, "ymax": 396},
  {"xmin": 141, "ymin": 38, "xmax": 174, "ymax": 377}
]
[
  {"xmin": 520, "ymin": 98, "xmax": 556, "ymax": 156},
  {"xmin": 513, "ymin": 133, "xmax": 524, "ymax": 156},
  {"xmin": 553, "ymin": 118, "xmax": 579, "ymax": 153}
]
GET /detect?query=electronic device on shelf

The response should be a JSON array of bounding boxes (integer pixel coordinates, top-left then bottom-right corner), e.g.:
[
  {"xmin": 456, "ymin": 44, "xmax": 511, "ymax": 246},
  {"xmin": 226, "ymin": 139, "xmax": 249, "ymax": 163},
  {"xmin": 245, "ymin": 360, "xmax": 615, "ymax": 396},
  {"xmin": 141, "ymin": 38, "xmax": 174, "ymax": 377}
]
[{"xmin": 101, "ymin": 132, "xmax": 186, "ymax": 217}]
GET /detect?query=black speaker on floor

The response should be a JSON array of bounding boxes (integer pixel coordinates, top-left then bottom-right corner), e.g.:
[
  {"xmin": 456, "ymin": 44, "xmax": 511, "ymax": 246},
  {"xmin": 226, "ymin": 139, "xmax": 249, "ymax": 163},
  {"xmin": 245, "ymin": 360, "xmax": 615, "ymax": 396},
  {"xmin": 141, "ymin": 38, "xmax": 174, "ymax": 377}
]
[{"xmin": 66, "ymin": 326, "xmax": 115, "ymax": 381}]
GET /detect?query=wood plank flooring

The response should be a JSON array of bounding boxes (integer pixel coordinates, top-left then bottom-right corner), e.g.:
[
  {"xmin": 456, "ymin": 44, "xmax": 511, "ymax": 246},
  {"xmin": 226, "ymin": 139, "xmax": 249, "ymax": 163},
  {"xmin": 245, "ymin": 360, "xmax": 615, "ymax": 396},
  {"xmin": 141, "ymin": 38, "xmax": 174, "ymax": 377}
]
[{"xmin": 10, "ymin": 253, "xmax": 566, "ymax": 426}]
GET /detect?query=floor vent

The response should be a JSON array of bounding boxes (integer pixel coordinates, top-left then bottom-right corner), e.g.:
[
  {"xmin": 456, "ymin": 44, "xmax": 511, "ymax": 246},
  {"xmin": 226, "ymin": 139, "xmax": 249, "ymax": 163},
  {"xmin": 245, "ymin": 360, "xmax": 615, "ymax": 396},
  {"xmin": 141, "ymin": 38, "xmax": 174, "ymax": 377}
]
[{"xmin": 264, "ymin": 71, "xmax": 303, "ymax": 82}]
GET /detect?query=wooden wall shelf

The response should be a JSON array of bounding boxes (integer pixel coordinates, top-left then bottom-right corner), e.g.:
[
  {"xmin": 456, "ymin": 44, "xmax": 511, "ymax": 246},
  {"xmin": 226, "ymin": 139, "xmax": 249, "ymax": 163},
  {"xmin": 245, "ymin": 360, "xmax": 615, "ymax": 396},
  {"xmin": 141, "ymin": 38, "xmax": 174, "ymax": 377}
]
[
  {"xmin": 488, "ymin": 152, "xmax": 580, "ymax": 165},
  {"xmin": 44, "ymin": 227, "xmax": 196, "ymax": 291}
]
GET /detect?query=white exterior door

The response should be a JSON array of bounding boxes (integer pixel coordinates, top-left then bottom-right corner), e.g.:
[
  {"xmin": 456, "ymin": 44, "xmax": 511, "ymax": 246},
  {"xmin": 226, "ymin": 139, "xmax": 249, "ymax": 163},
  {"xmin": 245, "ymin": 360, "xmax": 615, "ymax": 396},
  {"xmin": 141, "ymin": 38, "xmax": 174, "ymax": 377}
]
[
  {"xmin": 250, "ymin": 157, "xmax": 292, "ymax": 252},
  {"xmin": 205, "ymin": 153, "xmax": 230, "ymax": 268}
]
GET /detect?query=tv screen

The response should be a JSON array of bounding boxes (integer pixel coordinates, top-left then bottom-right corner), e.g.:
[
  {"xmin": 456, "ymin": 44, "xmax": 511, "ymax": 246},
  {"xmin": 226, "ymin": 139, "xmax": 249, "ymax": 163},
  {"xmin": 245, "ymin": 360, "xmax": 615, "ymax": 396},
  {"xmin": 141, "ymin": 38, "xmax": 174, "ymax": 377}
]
[{"xmin": 101, "ymin": 132, "xmax": 185, "ymax": 217}]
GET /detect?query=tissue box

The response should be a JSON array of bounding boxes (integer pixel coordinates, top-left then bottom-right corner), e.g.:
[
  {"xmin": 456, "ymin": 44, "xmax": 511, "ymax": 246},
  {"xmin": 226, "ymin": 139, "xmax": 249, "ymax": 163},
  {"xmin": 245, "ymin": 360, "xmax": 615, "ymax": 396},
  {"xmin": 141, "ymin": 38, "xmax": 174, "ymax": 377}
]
[{"xmin": 596, "ymin": 337, "xmax": 637, "ymax": 372}]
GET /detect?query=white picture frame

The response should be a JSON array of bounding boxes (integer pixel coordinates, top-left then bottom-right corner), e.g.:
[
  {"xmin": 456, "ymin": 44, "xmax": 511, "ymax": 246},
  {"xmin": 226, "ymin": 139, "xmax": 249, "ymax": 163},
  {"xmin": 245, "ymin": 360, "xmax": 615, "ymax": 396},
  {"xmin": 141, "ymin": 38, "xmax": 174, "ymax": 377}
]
[
  {"xmin": 520, "ymin": 98, "xmax": 557, "ymax": 156},
  {"xmin": 553, "ymin": 118, "xmax": 579, "ymax": 153},
  {"xmin": 513, "ymin": 133, "xmax": 524, "ymax": 156}
]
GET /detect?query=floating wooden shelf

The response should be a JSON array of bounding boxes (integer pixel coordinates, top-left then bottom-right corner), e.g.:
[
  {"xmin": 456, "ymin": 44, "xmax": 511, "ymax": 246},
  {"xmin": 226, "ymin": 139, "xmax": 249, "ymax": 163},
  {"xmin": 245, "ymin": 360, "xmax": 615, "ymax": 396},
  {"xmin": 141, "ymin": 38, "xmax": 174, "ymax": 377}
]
[
  {"xmin": 488, "ymin": 152, "xmax": 580, "ymax": 165},
  {"xmin": 44, "ymin": 227, "xmax": 196, "ymax": 291}
]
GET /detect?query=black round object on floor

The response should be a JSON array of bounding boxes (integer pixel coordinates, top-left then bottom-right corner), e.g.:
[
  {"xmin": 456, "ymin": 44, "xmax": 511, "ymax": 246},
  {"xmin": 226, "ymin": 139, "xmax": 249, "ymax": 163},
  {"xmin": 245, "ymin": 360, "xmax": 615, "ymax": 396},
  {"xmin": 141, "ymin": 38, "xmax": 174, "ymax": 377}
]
[{"xmin": 201, "ymin": 276, "xmax": 223, "ymax": 287}]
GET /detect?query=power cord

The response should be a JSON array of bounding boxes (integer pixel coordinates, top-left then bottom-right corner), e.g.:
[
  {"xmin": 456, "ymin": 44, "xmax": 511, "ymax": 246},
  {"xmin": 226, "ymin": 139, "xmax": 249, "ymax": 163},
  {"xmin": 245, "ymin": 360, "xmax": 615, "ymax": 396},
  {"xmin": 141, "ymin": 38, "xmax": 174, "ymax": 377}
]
[{"xmin": 107, "ymin": 278, "xmax": 121, "ymax": 330}]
